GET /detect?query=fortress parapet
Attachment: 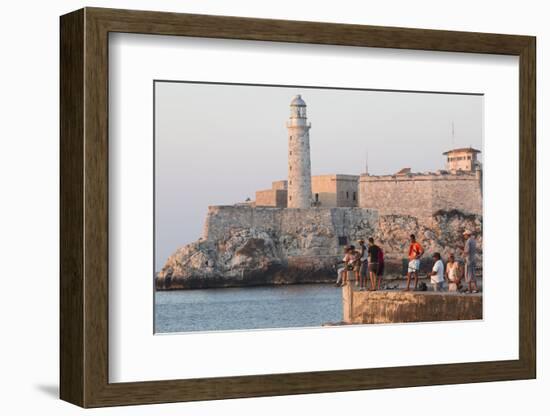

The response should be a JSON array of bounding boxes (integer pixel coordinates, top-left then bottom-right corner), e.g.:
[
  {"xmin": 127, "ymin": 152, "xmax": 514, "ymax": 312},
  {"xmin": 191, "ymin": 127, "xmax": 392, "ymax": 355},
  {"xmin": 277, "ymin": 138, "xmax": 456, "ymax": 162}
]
[{"xmin": 359, "ymin": 169, "xmax": 482, "ymax": 220}]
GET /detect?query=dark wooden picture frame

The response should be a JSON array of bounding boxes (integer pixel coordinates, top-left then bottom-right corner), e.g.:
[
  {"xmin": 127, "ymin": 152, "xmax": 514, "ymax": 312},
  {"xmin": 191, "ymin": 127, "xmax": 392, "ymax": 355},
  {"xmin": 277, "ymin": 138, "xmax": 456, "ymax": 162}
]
[{"xmin": 60, "ymin": 7, "xmax": 536, "ymax": 408}]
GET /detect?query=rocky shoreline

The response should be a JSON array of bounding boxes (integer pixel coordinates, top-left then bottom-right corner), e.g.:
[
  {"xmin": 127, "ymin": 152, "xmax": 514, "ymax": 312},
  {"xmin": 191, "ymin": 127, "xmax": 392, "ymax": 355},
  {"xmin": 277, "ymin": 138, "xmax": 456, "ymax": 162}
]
[
  {"xmin": 156, "ymin": 206, "xmax": 482, "ymax": 290},
  {"xmin": 155, "ymin": 260, "xmax": 339, "ymax": 290},
  {"xmin": 155, "ymin": 273, "xmax": 336, "ymax": 290}
]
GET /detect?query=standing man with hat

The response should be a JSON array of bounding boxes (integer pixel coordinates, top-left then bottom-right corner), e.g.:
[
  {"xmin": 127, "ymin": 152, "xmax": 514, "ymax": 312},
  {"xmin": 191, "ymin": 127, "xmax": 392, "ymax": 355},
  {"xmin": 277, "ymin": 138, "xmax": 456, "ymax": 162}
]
[{"xmin": 463, "ymin": 230, "xmax": 479, "ymax": 293}]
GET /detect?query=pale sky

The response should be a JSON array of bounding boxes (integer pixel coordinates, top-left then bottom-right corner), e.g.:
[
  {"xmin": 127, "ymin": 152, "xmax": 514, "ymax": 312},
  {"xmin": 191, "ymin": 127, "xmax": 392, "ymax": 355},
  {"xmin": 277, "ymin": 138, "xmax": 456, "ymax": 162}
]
[{"xmin": 154, "ymin": 81, "xmax": 483, "ymax": 270}]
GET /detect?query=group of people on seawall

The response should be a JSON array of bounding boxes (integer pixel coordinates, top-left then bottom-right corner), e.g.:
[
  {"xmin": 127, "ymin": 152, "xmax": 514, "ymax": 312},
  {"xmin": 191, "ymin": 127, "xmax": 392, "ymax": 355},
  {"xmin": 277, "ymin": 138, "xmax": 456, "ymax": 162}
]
[
  {"xmin": 335, "ymin": 230, "xmax": 480, "ymax": 294},
  {"xmin": 335, "ymin": 237, "xmax": 384, "ymax": 291}
]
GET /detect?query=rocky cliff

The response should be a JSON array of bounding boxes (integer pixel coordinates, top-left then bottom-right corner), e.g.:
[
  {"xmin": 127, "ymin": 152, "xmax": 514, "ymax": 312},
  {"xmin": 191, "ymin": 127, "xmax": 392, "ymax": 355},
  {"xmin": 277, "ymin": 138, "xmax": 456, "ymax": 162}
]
[{"xmin": 156, "ymin": 206, "xmax": 482, "ymax": 290}]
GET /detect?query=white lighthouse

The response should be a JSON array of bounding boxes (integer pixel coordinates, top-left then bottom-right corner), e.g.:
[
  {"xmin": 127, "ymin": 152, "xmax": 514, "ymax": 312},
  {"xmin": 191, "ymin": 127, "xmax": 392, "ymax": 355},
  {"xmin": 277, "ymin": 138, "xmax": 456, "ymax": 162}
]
[{"xmin": 287, "ymin": 95, "xmax": 312, "ymax": 208}]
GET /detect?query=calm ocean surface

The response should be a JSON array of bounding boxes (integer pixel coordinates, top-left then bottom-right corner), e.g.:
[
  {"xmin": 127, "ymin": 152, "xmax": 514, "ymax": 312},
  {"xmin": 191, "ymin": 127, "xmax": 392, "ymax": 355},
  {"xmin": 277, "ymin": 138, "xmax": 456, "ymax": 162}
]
[{"xmin": 155, "ymin": 284, "xmax": 342, "ymax": 333}]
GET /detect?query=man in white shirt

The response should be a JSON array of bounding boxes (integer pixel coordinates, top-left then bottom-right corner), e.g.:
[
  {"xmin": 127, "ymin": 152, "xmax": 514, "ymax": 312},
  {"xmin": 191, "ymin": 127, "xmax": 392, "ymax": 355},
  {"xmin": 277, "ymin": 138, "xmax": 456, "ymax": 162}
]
[{"xmin": 427, "ymin": 252, "xmax": 445, "ymax": 292}]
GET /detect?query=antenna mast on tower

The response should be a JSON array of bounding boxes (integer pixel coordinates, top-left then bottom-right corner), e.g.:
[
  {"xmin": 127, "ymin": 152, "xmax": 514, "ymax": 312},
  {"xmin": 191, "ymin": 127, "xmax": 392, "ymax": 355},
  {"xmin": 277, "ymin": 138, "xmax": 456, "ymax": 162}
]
[
  {"xmin": 365, "ymin": 150, "xmax": 369, "ymax": 175},
  {"xmin": 451, "ymin": 121, "xmax": 455, "ymax": 147}
]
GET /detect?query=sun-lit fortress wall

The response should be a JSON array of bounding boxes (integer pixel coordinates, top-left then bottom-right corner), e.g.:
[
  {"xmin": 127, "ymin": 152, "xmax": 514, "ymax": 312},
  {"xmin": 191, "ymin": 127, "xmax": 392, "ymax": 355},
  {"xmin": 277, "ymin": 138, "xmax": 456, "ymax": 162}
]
[{"xmin": 359, "ymin": 171, "xmax": 482, "ymax": 220}]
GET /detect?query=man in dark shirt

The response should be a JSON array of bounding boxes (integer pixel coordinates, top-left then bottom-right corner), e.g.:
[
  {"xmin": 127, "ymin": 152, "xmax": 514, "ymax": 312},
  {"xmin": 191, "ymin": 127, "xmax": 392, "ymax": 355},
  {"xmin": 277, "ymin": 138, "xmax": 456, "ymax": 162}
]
[
  {"xmin": 367, "ymin": 237, "xmax": 380, "ymax": 291},
  {"xmin": 357, "ymin": 239, "xmax": 368, "ymax": 290}
]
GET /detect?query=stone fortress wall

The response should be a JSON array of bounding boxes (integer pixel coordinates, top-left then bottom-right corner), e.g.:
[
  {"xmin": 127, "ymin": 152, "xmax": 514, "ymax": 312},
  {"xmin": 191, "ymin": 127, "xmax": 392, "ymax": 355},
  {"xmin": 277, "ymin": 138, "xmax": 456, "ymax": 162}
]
[
  {"xmin": 202, "ymin": 205, "xmax": 378, "ymax": 254},
  {"xmin": 359, "ymin": 170, "xmax": 482, "ymax": 221},
  {"xmin": 256, "ymin": 170, "xmax": 482, "ymax": 219}
]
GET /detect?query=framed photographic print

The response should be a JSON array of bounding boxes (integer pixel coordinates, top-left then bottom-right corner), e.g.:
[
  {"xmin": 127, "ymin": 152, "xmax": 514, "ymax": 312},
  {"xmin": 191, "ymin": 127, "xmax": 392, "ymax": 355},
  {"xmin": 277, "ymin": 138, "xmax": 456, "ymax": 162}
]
[{"xmin": 60, "ymin": 7, "xmax": 536, "ymax": 408}]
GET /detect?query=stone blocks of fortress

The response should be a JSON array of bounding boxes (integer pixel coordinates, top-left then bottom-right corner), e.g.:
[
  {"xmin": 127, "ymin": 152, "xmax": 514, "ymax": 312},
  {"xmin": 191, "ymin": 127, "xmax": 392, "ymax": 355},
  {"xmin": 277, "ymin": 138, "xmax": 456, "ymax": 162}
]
[
  {"xmin": 255, "ymin": 181, "xmax": 288, "ymax": 208},
  {"xmin": 202, "ymin": 205, "xmax": 377, "ymax": 258},
  {"xmin": 255, "ymin": 175, "xmax": 359, "ymax": 209},
  {"xmin": 312, "ymin": 174, "xmax": 358, "ymax": 207},
  {"xmin": 254, "ymin": 170, "xmax": 481, "ymax": 218},
  {"xmin": 359, "ymin": 170, "xmax": 482, "ymax": 220}
]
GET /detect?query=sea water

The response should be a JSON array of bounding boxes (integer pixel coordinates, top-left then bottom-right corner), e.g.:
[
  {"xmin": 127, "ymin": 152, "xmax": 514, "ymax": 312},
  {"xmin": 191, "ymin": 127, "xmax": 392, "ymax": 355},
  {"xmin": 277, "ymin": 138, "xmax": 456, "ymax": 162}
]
[{"xmin": 154, "ymin": 284, "xmax": 342, "ymax": 333}]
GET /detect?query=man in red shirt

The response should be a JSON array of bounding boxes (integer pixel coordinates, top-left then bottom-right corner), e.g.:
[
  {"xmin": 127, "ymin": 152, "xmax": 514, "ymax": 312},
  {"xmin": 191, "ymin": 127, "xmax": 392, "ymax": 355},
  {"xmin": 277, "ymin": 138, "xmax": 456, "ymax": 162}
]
[{"xmin": 405, "ymin": 234, "xmax": 424, "ymax": 291}]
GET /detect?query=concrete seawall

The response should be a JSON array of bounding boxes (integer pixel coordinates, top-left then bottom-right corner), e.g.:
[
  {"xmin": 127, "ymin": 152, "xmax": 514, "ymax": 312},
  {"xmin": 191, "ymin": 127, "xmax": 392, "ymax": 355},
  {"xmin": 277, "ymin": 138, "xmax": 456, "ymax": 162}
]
[{"xmin": 343, "ymin": 285, "xmax": 482, "ymax": 324}]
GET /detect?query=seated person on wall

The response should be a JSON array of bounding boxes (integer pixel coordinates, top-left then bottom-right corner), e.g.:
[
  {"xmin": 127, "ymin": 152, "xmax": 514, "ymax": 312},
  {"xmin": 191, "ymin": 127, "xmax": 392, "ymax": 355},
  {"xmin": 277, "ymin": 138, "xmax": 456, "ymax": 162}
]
[
  {"xmin": 427, "ymin": 252, "xmax": 445, "ymax": 292},
  {"xmin": 336, "ymin": 246, "xmax": 356, "ymax": 287},
  {"xmin": 335, "ymin": 246, "xmax": 350, "ymax": 287},
  {"xmin": 445, "ymin": 253, "xmax": 461, "ymax": 292},
  {"xmin": 405, "ymin": 234, "xmax": 424, "ymax": 291}
]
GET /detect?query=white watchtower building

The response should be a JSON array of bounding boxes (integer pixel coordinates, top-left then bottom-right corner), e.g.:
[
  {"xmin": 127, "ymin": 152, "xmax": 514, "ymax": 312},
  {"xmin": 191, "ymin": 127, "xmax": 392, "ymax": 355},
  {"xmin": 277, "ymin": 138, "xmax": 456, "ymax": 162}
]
[
  {"xmin": 443, "ymin": 147, "xmax": 481, "ymax": 172},
  {"xmin": 286, "ymin": 95, "xmax": 312, "ymax": 208}
]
